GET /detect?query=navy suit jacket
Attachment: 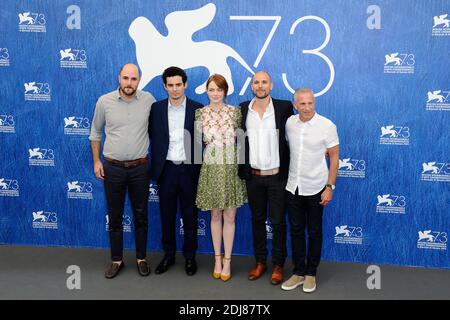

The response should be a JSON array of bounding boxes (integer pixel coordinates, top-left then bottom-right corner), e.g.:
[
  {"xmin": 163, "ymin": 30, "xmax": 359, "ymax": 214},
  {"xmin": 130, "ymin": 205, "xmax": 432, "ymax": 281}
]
[
  {"xmin": 238, "ymin": 98, "xmax": 294, "ymax": 181},
  {"xmin": 148, "ymin": 97, "xmax": 203, "ymax": 182}
]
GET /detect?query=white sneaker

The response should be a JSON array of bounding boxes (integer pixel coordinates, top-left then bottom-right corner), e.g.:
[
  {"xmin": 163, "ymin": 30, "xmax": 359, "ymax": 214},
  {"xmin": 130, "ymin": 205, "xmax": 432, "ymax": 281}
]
[
  {"xmin": 281, "ymin": 275, "xmax": 305, "ymax": 291},
  {"xmin": 302, "ymin": 276, "xmax": 317, "ymax": 293}
]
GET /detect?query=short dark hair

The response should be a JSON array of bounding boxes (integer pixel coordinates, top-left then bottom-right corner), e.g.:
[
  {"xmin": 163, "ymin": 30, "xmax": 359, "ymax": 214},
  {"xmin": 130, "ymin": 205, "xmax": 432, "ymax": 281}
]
[{"xmin": 162, "ymin": 66, "xmax": 187, "ymax": 85}]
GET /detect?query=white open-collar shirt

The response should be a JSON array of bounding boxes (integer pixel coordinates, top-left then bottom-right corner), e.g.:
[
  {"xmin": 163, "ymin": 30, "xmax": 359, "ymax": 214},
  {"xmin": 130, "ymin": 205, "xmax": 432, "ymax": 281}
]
[
  {"xmin": 285, "ymin": 112, "xmax": 339, "ymax": 196},
  {"xmin": 246, "ymin": 98, "xmax": 280, "ymax": 170}
]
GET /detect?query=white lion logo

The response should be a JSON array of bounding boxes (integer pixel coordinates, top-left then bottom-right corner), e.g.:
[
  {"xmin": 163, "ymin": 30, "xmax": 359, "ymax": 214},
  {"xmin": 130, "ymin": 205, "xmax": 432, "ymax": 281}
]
[
  {"xmin": 60, "ymin": 49, "xmax": 76, "ymax": 61},
  {"xmin": 0, "ymin": 118, "xmax": 4, "ymax": 126},
  {"xmin": 67, "ymin": 181, "xmax": 82, "ymax": 192},
  {"xmin": 433, "ymin": 14, "xmax": 450, "ymax": 28},
  {"xmin": 149, "ymin": 184, "xmax": 158, "ymax": 196},
  {"xmin": 0, "ymin": 179, "xmax": 8, "ymax": 190},
  {"xmin": 422, "ymin": 162, "xmax": 439, "ymax": 174},
  {"xmin": 427, "ymin": 90, "xmax": 445, "ymax": 103},
  {"xmin": 377, "ymin": 194, "xmax": 393, "ymax": 206},
  {"xmin": 384, "ymin": 53, "xmax": 402, "ymax": 66},
  {"xmin": 28, "ymin": 148, "xmax": 44, "ymax": 159},
  {"xmin": 64, "ymin": 117, "xmax": 79, "ymax": 128},
  {"xmin": 418, "ymin": 230, "xmax": 435, "ymax": 242},
  {"xmin": 335, "ymin": 226, "xmax": 351, "ymax": 237},
  {"xmin": 24, "ymin": 82, "xmax": 39, "ymax": 94},
  {"xmin": 129, "ymin": 3, "xmax": 254, "ymax": 95},
  {"xmin": 380, "ymin": 125, "xmax": 397, "ymax": 138},
  {"xmin": 32, "ymin": 211, "xmax": 47, "ymax": 222},
  {"xmin": 19, "ymin": 12, "xmax": 34, "ymax": 25},
  {"xmin": 339, "ymin": 158, "xmax": 354, "ymax": 170}
]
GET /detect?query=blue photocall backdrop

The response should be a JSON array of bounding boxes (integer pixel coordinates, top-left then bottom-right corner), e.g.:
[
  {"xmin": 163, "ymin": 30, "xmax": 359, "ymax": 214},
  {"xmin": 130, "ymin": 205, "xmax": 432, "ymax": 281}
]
[{"xmin": 0, "ymin": 0, "xmax": 449, "ymax": 269}]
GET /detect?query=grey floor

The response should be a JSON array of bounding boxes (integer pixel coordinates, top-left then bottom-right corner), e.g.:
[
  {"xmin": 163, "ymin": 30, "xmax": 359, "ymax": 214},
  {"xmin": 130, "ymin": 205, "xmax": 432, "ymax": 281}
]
[{"xmin": 0, "ymin": 245, "xmax": 449, "ymax": 300}]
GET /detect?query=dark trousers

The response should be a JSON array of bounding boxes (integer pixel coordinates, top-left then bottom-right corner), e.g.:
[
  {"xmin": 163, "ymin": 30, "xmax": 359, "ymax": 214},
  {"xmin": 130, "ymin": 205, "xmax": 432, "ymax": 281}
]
[
  {"xmin": 103, "ymin": 161, "xmax": 150, "ymax": 261},
  {"xmin": 286, "ymin": 188, "xmax": 325, "ymax": 276},
  {"xmin": 158, "ymin": 161, "xmax": 198, "ymax": 259},
  {"xmin": 246, "ymin": 174, "xmax": 287, "ymax": 267}
]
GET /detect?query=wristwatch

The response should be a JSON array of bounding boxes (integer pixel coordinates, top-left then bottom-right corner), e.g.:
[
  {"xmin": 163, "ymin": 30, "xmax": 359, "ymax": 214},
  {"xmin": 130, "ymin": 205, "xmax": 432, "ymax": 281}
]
[{"xmin": 325, "ymin": 184, "xmax": 335, "ymax": 190}]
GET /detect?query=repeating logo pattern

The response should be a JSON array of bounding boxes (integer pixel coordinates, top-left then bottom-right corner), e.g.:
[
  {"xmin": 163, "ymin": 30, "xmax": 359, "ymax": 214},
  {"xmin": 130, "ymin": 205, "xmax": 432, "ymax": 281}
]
[
  {"xmin": 383, "ymin": 53, "xmax": 415, "ymax": 74},
  {"xmin": 379, "ymin": 125, "xmax": 410, "ymax": 145},
  {"xmin": 179, "ymin": 217, "xmax": 207, "ymax": 237},
  {"xmin": 338, "ymin": 158, "xmax": 366, "ymax": 178},
  {"xmin": 426, "ymin": 90, "xmax": 450, "ymax": 111},
  {"xmin": 421, "ymin": 162, "xmax": 450, "ymax": 182},
  {"xmin": 266, "ymin": 220, "xmax": 273, "ymax": 240},
  {"xmin": 148, "ymin": 183, "xmax": 159, "ymax": 202},
  {"xmin": 67, "ymin": 181, "xmax": 93, "ymax": 200},
  {"xmin": 432, "ymin": 14, "xmax": 450, "ymax": 36},
  {"xmin": 334, "ymin": 225, "xmax": 363, "ymax": 245},
  {"xmin": 376, "ymin": 194, "xmax": 406, "ymax": 214},
  {"xmin": 18, "ymin": 12, "xmax": 46, "ymax": 33},
  {"xmin": 0, "ymin": 114, "xmax": 15, "ymax": 133},
  {"xmin": 59, "ymin": 49, "xmax": 87, "ymax": 68},
  {"xmin": 0, "ymin": 178, "xmax": 19, "ymax": 197},
  {"xmin": 32, "ymin": 210, "xmax": 58, "ymax": 229},
  {"xmin": 63, "ymin": 117, "xmax": 90, "ymax": 135},
  {"xmin": 0, "ymin": 47, "xmax": 9, "ymax": 67},
  {"xmin": 24, "ymin": 82, "xmax": 51, "ymax": 101},
  {"xmin": 105, "ymin": 214, "xmax": 132, "ymax": 233},
  {"xmin": 417, "ymin": 230, "xmax": 447, "ymax": 250},
  {"xmin": 28, "ymin": 148, "xmax": 55, "ymax": 166}
]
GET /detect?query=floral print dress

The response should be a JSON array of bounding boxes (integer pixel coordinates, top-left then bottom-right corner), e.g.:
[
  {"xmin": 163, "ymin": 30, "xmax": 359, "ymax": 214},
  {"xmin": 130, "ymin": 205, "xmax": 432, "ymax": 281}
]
[{"xmin": 195, "ymin": 105, "xmax": 247, "ymax": 210}]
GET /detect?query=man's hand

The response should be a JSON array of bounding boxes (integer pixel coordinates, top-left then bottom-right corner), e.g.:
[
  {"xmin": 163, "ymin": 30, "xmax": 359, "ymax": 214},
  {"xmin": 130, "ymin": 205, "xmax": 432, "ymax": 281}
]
[
  {"xmin": 320, "ymin": 187, "xmax": 333, "ymax": 206},
  {"xmin": 94, "ymin": 161, "xmax": 105, "ymax": 180}
]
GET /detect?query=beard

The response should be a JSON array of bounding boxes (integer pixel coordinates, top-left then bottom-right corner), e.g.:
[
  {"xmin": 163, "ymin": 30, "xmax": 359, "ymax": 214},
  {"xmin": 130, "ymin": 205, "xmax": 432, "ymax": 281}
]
[
  {"xmin": 120, "ymin": 86, "xmax": 137, "ymax": 97},
  {"xmin": 254, "ymin": 91, "xmax": 269, "ymax": 99}
]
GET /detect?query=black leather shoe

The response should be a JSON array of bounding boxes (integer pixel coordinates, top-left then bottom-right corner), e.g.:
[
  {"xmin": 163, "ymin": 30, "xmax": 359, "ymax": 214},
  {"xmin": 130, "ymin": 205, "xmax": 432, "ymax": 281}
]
[
  {"xmin": 155, "ymin": 257, "xmax": 175, "ymax": 274},
  {"xmin": 105, "ymin": 261, "xmax": 124, "ymax": 279},
  {"xmin": 185, "ymin": 258, "xmax": 197, "ymax": 276},
  {"xmin": 137, "ymin": 260, "xmax": 151, "ymax": 276}
]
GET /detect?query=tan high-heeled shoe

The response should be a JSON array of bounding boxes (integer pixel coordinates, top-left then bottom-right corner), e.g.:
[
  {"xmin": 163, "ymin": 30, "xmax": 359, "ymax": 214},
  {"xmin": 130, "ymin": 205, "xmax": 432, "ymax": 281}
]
[
  {"xmin": 220, "ymin": 257, "xmax": 232, "ymax": 282},
  {"xmin": 212, "ymin": 254, "xmax": 222, "ymax": 279}
]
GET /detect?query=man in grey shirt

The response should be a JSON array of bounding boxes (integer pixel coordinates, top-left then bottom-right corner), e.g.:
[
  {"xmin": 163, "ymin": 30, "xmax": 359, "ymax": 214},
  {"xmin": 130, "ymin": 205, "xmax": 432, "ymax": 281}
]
[{"xmin": 89, "ymin": 63, "xmax": 155, "ymax": 279}]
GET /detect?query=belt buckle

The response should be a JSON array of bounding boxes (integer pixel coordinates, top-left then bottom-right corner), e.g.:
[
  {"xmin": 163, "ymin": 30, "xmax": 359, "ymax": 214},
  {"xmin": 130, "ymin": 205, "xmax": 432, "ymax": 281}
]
[{"xmin": 124, "ymin": 161, "xmax": 131, "ymax": 168}]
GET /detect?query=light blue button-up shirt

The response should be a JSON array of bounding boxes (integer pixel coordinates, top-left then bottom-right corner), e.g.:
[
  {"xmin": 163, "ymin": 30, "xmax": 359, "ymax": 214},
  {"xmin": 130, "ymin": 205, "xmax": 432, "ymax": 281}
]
[{"xmin": 166, "ymin": 97, "xmax": 187, "ymax": 161}]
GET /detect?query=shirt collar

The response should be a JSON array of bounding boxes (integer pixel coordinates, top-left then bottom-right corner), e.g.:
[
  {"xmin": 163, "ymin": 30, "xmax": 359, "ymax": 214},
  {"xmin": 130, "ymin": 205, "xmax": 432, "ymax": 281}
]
[
  {"xmin": 168, "ymin": 97, "xmax": 186, "ymax": 110},
  {"xmin": 297, "ymin": 112, "xmax": 318, "ymax": 126},
  {"xmin": 249, "ymin": 97, "xmax": 274, "ymax": 116}
]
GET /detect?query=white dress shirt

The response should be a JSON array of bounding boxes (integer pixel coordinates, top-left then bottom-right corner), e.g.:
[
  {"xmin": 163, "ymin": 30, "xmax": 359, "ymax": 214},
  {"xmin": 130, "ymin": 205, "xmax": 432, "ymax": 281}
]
[
  {"xmin": 246, "ymin": 98, "xmax": 280, "ymax": 170},
  {"xmin": 285, "ymin": 113, "xmax": 339, "ymax": 196},
  {"xmin": 166, "ymin": 97, "xmax": 187, "ymax": 161}
]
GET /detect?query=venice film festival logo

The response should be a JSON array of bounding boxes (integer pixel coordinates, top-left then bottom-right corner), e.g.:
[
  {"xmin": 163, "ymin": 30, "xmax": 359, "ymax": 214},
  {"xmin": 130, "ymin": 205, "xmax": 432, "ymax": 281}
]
[
  {"xmin": 28, "ymin": 147, "xmax": 55, "ymax": 167},
  {"xmin": 266, "ymin": 220, "xmax": 273, "ymax": 240},
  {"xmin": 24, "ymin": 82, "xmax": 51, "ymax": 101},
  {"xmin": 129, "ymin": 3, "xmax": 335, "ymax": 98},
  {"xmin": 179, "ymin": 217, "xmax": 207, "ymax": 237},
  {"xmin": 59, "ymin": 49, "xmax": 87, "ymax": 69},
  {"xmin": 417, "ymin": 230, "xmax": 447, "ymax": 250},
  {"xmin": 18, "ymin": 12, "xmax": 46, "ymax": 33},
  {"xmin": 148, "ymin": 183, "xmax": 159, "ymax": 202},
  {"xmin": 379, "ymin": 125, "xmax": 410, "ymax": 145},
  {"xmin": 334, "ymin": 225, "xmax": 363, "ymax": 245},
  {"xmin": 64, "ymin": 116, "xmax": 90, "ymax": 135},
  {"xmin": 67, "ymin": 181, "xmax": 93, "ymax": 200},
  {"xmin": 0, "ymin": 114, "xmax": 15, "ymax": 133},
  {"xmin": 432, "ymin": 14, "xmax": 450, "ymax": 36},
  {"xmin": 0, "ymin": 47, "xmax": 10, "ymax": 67},
  {"xmin": 0, "ymin": 178, "xmax": 19, "ymax": 197},
  {"xmin": 338, "ymin": 158, "xmax": 366, "ymax": 179},
  {"xmin": 421, "ymin": 162, "xmax": 450, "ymax": 182},
  {"xmin": 32, "ymin": 210, "xmax": 58, "ymax": 229},
  {"xmin": 383, "ymin": 53, "xmax": 415, "ymax": 74},
  {"xmin": 426, "ymin": 90, "xmax": 450, "ymax": 111},
  {"xmin": 105, "ymin": 214, "xmax": 132, "ymax": 233},
  {"xmin": 376, "ymin": 194, "xmax": 406, "ymax": 214}
]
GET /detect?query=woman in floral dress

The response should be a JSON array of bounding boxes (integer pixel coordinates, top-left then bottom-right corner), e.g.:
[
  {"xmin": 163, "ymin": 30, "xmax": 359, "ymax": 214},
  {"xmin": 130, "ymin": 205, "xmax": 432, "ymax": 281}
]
[{"xmin": 195, "ymin": 74, "xmax": 247, "ymax": 281}]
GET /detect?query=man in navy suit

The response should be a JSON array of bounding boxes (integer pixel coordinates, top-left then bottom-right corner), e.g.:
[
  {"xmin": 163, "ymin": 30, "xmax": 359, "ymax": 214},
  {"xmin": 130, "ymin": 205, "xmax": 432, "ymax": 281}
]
[{"xmin": 149, "ymin": 67, "xmax": 202, "ymax": 276}]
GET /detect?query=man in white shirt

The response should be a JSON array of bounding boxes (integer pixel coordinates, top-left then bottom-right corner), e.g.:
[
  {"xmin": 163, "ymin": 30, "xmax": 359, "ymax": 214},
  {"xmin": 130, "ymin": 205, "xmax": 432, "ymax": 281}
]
[{"xmin": 281, "ymin": 88, "xmax": 339, "ymax": 293}]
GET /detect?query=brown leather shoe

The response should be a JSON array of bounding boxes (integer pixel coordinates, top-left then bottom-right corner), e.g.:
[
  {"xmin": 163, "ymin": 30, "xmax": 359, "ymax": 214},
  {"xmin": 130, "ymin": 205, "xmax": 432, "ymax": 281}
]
[
  {"xmin": 271, "ymin": 265, "xmax": 283, "ymax": 285},
  {"xmin": 248, "ymin": 262, "xmax": 267, "ymax": 280}
]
